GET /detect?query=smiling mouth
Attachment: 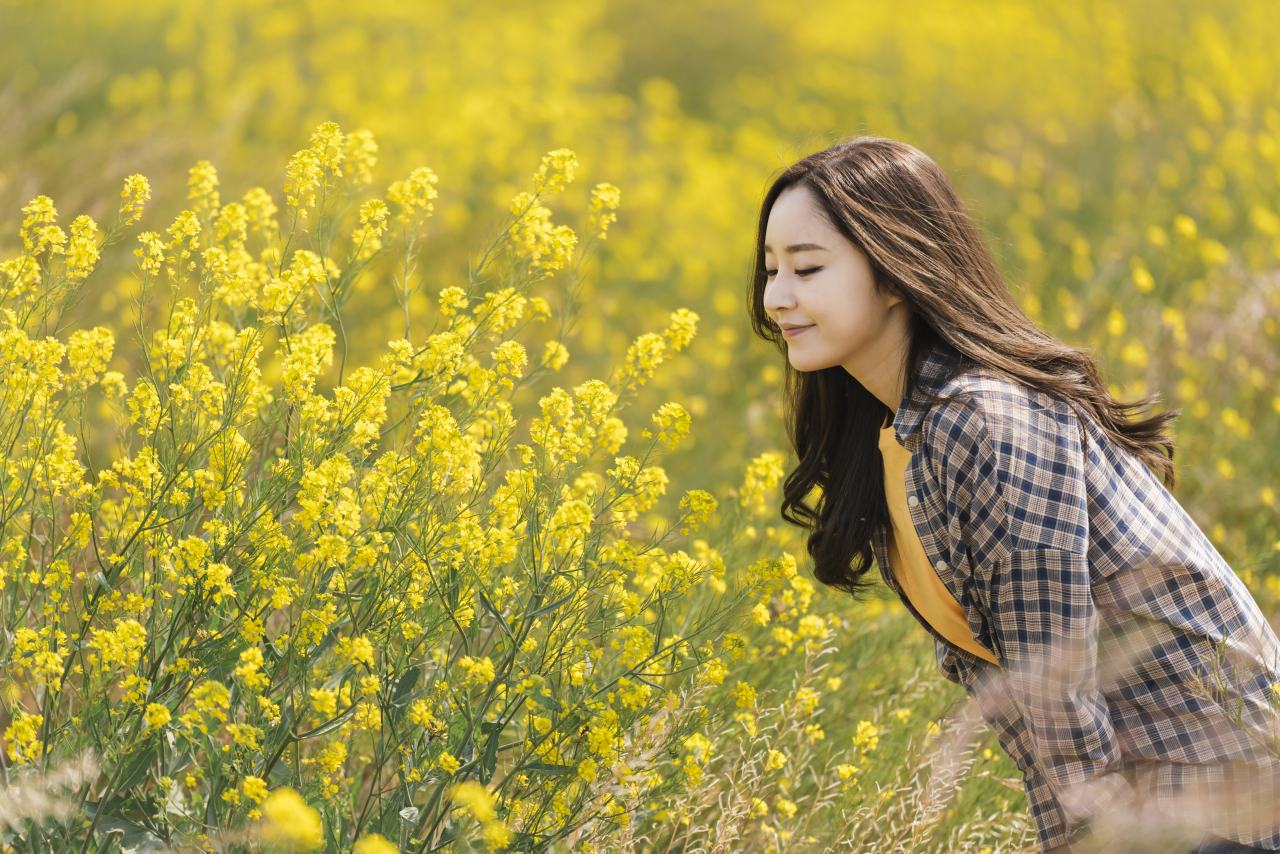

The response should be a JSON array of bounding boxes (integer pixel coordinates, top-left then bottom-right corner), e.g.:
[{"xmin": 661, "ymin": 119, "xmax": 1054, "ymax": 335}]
[{"xmin": 781, "ymin": 325, "xmax": 814, "ymax": 338}]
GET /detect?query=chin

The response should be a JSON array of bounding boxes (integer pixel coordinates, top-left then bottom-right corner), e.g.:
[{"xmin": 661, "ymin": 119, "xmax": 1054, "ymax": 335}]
[{"xmin": 786, "ymin": 352, "xmax": 837, "ymax": 373}]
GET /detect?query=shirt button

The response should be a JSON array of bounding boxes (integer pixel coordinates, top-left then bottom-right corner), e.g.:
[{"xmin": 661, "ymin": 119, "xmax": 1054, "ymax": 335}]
[
  {"xmin": 935, "ymin": 560, "xmax": 947, "ymax": 572},
  {"xmin": 907, "ymin": 495, "xmax": 919, "ymax": 507}
]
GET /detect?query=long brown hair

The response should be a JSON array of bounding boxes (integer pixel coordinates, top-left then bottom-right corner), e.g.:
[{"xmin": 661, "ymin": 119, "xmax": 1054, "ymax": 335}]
[{"xmin": 748, "ymin": 137, "xmax": 1179, "ymax": 596}]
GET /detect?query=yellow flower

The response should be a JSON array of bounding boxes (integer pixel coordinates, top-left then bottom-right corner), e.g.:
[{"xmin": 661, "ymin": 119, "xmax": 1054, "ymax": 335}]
[
  {"xmin": 588, "ymin": 182, "xmax": 621, "ymax": 239},
  {"xmin": 193, "ymin": 680, "xmax": 231, "ymax": 724},
  {"xmin": 352, "ymin": 199, "xmax": 389, "ymax": 259},
  {"xmin": 532, "ymin": 148, "xmax": 578, "ymax": 195},
  {"xmin": 343, "ymin": 129, "xmax": 378, "ymax": 186},
  {"xmin": 458, "ymin": 655, "xmax": 496, "ymax": 687},
  {"xmin": 451, "ymin": 780, "xmax": 496, "ymax": 821},
  {"xmin": 1173, "ymin": 214, "xmax": 1198, "ymax": 239},
  {"xmin": 119, "ymin": 174, "xmax": 151, "ymax": 224},
  {"xmin": 187, "ymin": 159, "xmax": 220, "ymax": 217},
  {"xmin": 67, "ymin": 327, "xmax": 115, "ymax": 388},
  {"xmin": 281, "ymin": 323, "xmax": 336, "ymax": 401},
  {"xmin": 305, "ymin": 686, "xmax": 335, "ymax": 722},
  {"xmin": 508, "ymin": 194, "xmax": 576, "ymax": 272},
  {"xmin": 543, "ymin": 340, "xmax": 570, "ymax": 371},
  {"xmin": 354, "ymin": 702, "xmax": 382, "ymax": 731},
  {"xmin": 234, "ymin": 647, "xmax": 269, "ymax": 692},
  {"xmin": 733, "ymin": 681, "xmax": 757, "ymax": 709},
  {"xmin": 677, "ymin": 490, "xmax": 716, "ymax": 535},
  {"xmin": 353, "ymin": 834, "xmax": 398, "ymax": 854},
  {"xmin": 388, "ymin": 166, "xmax": 439, "ymax": 224},
  {"xmin": 285, "ymin": 149, "xmax": 321, "ymax": 209},
  {"xmin": 794, "ymin": 687, "xmax": 820, "ymax": 715},
  {"xmin": 483, "ymin": 822, "xmax": 513, "ymax": 848},
  {"xmin": 338, "ymin": 636, "xmax": 376, "ymax": 669},
  {"xmin": 227, "ymin": 723, "xmax": 263, "ymax": 753},
  {"xmin": 1119, "ymin": 340, "xmax": 1148, "ymax": 368},
  {"xmin": 643, "ymin": 401, "xmax": 691, "ymax": 450},
  {"xmin": 1199, "ymin": 238, "xmax": 1229, "ymax": 265},
  {"xmin": 852, "ymin": 720, "xmax": 880, "ymax": 753},
  {"xmin": 616, "ymin": 677, "xmax": 652, "ymax": 710},
  {"xmin": 3, "ymin": 711, "xmax": 44, "ymax": 764},
  {"xmin": 65, "ymin": 215, "xmax": 100, "ymax": 281},
  {"xmin": 740, "ymin": 451, "xmax": 786, "ymax": 516},
  {"xmin": 701, "ymin": 659, "xmax": 728, "ymax": 686},
  {"xmin": 437, "ymin": 753, "xmax": 461, "ymax": 775},
  {"xmin": 144, "ymin": 704, "xmax": 171, "ymax": 730},
  {"xmin": 663, "ymin": 308, "xmax": 699, "ymax": 352},
  {"xmin": 765, "ymin": 749, "xmax": 786, "ymax": 771},
  {"xmin": 92, "ymin": 619, "xmax": 147, "ymax": 670},
  {"xmin": 243, "ymin": 777, "xmax": 268, "ymax": 804},
  {"xmin": 260, "ymin": 788, "xmax": 322, "ymax": 850},
  {"xmin": 20, "ymin": 195, "xmax": 63, "ymax": 255}
]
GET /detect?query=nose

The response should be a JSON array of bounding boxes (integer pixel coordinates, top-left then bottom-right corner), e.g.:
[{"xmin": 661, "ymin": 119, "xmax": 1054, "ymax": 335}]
[{"xmin": 762, "ymin": 272, "xmax": 796, "ymax": 320}]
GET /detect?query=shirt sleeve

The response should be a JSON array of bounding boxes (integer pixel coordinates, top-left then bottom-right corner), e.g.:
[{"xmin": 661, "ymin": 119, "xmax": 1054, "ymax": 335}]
[
  {"xmin": 924, "ymin": 388, "xmax": 1140, "ymax": 838},
  {"xmin": 938, "ymin": 642, "xmax": 1071, "ymax": 850}
]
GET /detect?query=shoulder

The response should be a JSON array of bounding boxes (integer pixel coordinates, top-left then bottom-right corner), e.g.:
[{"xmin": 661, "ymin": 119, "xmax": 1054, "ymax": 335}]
[
  {"xmin": 920, "ymin": 366, "xmax": 1084, "ymax": 477},
  {"xmin": 919, "ymin": 366, "xmax": 1093, "ymax": 551}
]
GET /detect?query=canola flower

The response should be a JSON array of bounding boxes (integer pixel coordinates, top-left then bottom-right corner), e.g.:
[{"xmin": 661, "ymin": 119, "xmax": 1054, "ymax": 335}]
[
  {"xmin": 0, "ymin": 124, "xmax": 822, "ymax": 852},
  {"xmin": 6, "ymin": 4, "xmax": 1280, "ymax": 847},
  {"xmin": 9, "ymin": 0, "xmax": 1278, "ymax": 595}
]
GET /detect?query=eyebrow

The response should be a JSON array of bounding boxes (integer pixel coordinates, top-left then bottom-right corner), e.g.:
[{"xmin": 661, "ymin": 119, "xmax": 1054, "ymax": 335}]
[{"xmin": 763, "ymin": 242, "xmax": 828, "ymax": 254}]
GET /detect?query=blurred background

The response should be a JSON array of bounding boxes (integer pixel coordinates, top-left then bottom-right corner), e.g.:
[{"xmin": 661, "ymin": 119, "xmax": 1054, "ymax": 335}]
[{"xmin": 3, "ymin": 0, "xmax": 1279, "ymax": 599}]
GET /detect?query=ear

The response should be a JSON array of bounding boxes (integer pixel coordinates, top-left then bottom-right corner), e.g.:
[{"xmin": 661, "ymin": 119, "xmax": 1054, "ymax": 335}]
[{"xmin": 876, "ymin": 274, "xmax": 906, "ymax": 309}]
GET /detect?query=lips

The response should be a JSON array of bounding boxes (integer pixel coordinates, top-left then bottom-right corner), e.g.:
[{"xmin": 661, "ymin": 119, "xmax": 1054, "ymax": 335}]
[{"xmin": 781, "ymin": 324, "xmax": 814, "ymax": 338}]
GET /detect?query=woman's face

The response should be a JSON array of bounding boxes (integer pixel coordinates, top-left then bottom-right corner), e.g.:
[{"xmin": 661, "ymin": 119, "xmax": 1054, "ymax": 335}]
[{"xmin": 762, "ymin": 183, "xmax": 908, "ymax": 378}]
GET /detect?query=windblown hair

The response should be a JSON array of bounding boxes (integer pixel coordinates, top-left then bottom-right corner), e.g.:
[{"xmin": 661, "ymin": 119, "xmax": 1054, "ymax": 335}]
[{"xmin": 748, "ymin": 137, "xmax": 1180, "ymax": 596}]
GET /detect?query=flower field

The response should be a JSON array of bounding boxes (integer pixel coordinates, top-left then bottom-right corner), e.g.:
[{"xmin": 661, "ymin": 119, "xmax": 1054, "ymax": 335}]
[{"xmin": 1, "ymin": 1, "xmax": 1279, "ymax": 852}]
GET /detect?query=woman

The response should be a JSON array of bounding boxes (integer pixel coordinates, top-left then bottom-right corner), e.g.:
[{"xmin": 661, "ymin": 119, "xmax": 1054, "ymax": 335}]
[{"xmin": 750, "ymin": 137, "xmax": 1280, "ymax": 854}]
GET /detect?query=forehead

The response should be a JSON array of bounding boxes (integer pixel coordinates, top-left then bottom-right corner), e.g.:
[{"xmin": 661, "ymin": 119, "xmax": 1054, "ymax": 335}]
[{"xmin": 765, "ymin": 184, "xmax": 833, "ymax": 246}]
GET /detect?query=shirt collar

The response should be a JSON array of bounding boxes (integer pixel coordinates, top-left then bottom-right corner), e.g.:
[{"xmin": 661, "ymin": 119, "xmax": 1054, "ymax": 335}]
[{"xmin": 889, "ymin": 338, "xmax": 965, "ymax": 450}]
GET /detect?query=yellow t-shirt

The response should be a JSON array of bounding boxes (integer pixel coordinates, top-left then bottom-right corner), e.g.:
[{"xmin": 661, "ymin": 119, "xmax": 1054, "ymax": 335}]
[{"xmin": 879, "ymin": 413, "xmax": 999, "ymax": 665}]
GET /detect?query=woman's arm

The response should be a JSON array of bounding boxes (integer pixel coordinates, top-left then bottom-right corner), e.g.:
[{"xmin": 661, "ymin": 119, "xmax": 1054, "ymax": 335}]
[{"xmin": 925, "ymin": 384, "xmax": 1140, "ymax": 846}]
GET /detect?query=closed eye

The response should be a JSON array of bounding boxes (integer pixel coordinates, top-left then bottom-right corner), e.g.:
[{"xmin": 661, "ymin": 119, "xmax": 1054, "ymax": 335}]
[{"xmin": 765, "ymin": 266, "xmax": 822, "ymax": 279}]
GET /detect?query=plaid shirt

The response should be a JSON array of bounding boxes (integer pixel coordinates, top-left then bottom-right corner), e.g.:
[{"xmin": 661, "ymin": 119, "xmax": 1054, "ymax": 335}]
[{"xmin": 873, "ymin": 340, "xmax": 1280, "ymax": 851}]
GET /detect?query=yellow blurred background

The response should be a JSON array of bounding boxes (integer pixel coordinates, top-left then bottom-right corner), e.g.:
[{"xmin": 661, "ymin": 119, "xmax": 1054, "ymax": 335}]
[{"xmin": 3, "ymin": 0, "xmax": 1280, "ymax": 597}]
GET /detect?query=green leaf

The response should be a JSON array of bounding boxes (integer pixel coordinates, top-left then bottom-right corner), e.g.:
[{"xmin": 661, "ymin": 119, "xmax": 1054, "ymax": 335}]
[
  {"xmin": 393, "ymin": 666, "xmax": 422, "ymax": 706},
  {"xmin": 298, "ymin": 706, "xmax": 355, "ymax": 740},
  {"xmin": 528, "ymin": 591, "xmax": 575, "ymax": 619},
  {"xmin": 114, "ymin": 739, "xmax": 162, "ymax": 794},
  {"xmin": 91, "ymin": 814, "xmax": 167, "ymax": 853},
  {"xmin": 479, "ymin": 590, "xmax": 514, "ymax": 638},
  {"xmin": 478, "ymin": 722, "xmax": 502, "ymax": 783}
]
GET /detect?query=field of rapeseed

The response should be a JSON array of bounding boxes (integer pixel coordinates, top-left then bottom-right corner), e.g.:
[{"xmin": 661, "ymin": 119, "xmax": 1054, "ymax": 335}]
[{"xmin": 2, "ymin": 1, "xmax": 1279, "ymax": 852}]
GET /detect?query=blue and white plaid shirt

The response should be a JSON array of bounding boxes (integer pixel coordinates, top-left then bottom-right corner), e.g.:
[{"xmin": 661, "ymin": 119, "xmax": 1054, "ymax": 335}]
[{"xmin": 873, "ymin": 340, "xmax": 1280, "ymax": 851}]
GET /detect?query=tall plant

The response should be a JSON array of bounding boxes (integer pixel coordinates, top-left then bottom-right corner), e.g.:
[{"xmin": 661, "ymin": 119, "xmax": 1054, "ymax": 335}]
[{"xmin": 0, "ymin": 123, "xmax": 798, "ymax": 853}]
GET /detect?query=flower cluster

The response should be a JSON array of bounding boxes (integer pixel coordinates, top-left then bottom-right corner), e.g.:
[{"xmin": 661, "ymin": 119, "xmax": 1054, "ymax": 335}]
[{"xmin": 0, "ymin": 124, "xmax": 805, "ymax": 854}]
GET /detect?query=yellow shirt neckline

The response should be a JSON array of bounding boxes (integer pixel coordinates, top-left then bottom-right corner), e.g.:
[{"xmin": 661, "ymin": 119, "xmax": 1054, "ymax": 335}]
[{"xmin": 878, "ymin": 409, "xmax": 999, "ymax": 665}]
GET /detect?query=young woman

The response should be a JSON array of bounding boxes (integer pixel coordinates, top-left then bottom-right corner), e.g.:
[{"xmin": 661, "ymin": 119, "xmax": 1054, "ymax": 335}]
[{"xmin": 750, "ymin": 137, "xmax": 1280, "ymax": 854}]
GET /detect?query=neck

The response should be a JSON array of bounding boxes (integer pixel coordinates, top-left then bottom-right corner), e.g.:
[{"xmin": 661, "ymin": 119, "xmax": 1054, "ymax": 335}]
[{"xmin": 843, "ymin": 303, "xmax": 913, "ymax": 415}]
